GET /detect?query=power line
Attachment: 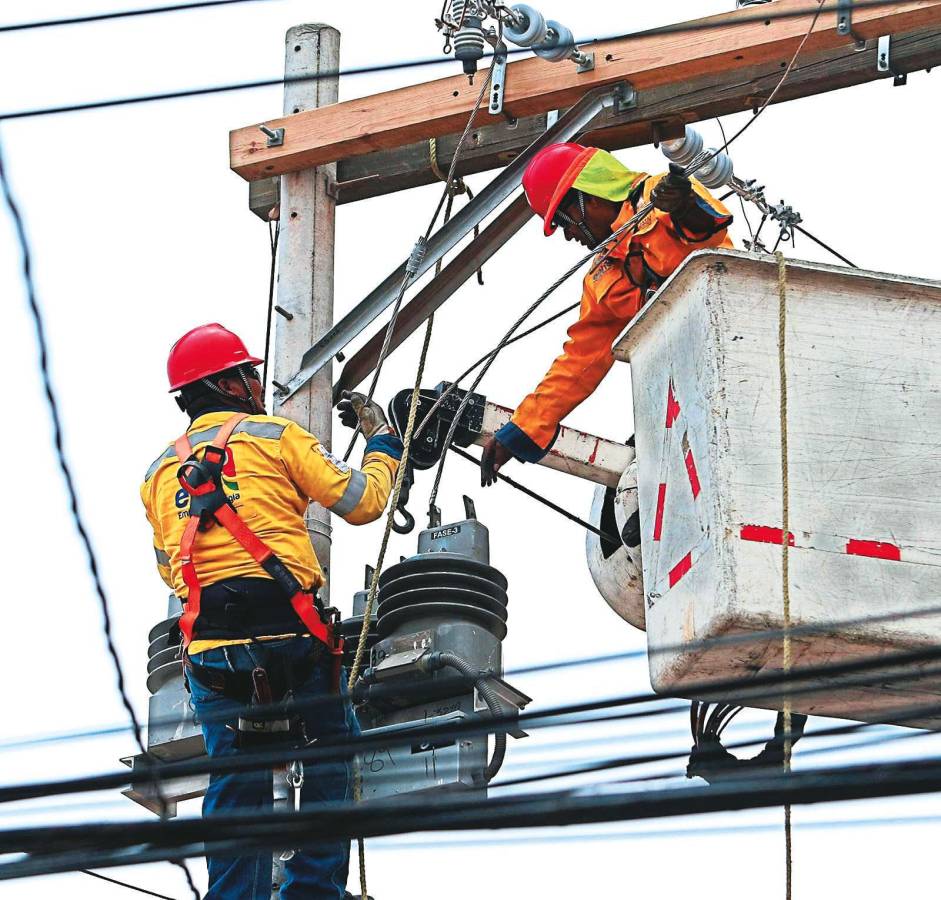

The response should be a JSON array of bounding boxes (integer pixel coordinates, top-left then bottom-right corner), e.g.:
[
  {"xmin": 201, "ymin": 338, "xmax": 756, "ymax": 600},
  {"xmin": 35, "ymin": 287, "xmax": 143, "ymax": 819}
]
[
  {"xmin": 372, "ymin": 811, "xmax": 941, "ymax": 851},
  {"xmin": 3, "ymin": 598, "xmax": 941, "ymax": 754},
  {"xmin": 82, "ymin": 869, "xmax": 181, "ymax": 900},
  {"xmin": 5, "ymin": 640, "xmax": 941, "ymax": 809},
  {"xmin": 9, "ymin": 751, "xmax": 941, "ymax": 879},
  {"xmin": 0, "ymin": 0, "xmax": 925, "ymax": 120},
  {"xmin": 0, "ymin": 132, "xmax": 200, "ymax": 900},
  {"xmin": 0, "ymin": 0, "xmax": 280, "ymax": 34}
]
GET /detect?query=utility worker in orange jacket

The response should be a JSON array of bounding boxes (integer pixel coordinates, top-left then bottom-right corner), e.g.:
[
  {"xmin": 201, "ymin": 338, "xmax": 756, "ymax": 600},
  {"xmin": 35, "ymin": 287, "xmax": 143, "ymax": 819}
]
[
  {"xmin": 141, "ymin": 323, "xmax": 397, "ymax": 900},
  {"xmin": 480, "ymin": 143, "xmax": 733, "ymax": 484}
]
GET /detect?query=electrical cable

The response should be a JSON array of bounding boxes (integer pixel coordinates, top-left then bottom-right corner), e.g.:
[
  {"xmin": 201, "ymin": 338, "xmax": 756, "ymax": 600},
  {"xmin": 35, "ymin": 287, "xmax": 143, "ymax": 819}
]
[
  {"xmin": 341, "ymin": 56, "xmax": 494, "ymax": 460},
  {"xmin": 0, "ymin": 132, "xmax": 200, "ymax": 900},
  {"xmin": 371, "ymin": 809, "xmax": 941, "ymax": 851},
  {"xmin": 11, "ymin": 750, "xmax": 941, "ymax": 878},
  {"xmin": 7, "ymin": 640, "xmax": 941, "ymax": 807},
  {"xmin": 450, "ymin": 445, "xmax": 620, "ymax": 543},
  {"xmin": 5, "ymin": 598, "xmax": 941, "ymax": 753},
  {"xmin": 792, "ymin": 222, "xmax": 859, "ymax": 267},
  {"xmin": 423, "ymin": 0, "xmax": 826, "ymax": 517},
  {"xmin": 81, "ymin": 869, "xmax": 180, "ymax": 900},
  {"xmin": 0, "ymin": 0, "xmax": 281, "ymax": 33},
  {"xmin": 0, "ymin": 0, "xmax": 923, "ymax": 120},
  {"xmin": 342, "ymin": 63, "xmax": 497, "ymax": 897},
  {"xmin": 261, "ymin": 219, "xmax": 280, "ymax": 403}
]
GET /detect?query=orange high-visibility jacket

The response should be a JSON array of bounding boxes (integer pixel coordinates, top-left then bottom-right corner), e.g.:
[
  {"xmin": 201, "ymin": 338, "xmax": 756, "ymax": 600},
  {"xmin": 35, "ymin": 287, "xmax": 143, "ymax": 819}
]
[
  {"xmin": 141, "ymin": 410, "xmax": 400, "ymax": 603},
  {"xmin": 495, "ymin": 174, "xmax": 733, "ymax": 461}
]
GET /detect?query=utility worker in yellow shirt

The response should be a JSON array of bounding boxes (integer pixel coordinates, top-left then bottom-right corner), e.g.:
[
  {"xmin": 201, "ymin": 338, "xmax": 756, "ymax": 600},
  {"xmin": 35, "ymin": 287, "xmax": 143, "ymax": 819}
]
[
  {"xmin": 140, "ymin": 323, "xmax": 398, "ymax": 900},
  {"xmin": 480, "ymin": 143, "xmax": 733, "ymax": 484}
]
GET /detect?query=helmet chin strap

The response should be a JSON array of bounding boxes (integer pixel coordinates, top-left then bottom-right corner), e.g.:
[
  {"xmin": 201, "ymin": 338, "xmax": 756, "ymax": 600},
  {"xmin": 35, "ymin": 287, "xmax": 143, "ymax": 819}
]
[
  {"xmin": 201, "ymin": 366, "xmax": 263, "ymax": 415},
  {"xmin": 555, "ymin": 190, "xmax": 600, "ymax": 246}
]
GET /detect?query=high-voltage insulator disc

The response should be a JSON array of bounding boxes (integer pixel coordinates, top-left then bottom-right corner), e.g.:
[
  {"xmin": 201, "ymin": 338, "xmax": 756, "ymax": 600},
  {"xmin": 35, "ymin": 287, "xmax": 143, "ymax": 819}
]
[
  {"xmin": 147, "ymin": 660, "xmax": 183, "ymax": 695},
  {"xmin": 503, "ymin": 3, "xmax": 547, "ymax": 46},
  {"xmin": 378, "ymin": 601, "xmax": 508, "ymax": 641},
  {"xmin": 377, "ymin": 585, "xmax": 508, "ymax": 621},
  {"xmin": 379, "ymin": 569, "xmax": 508, "ymax": 607},
  {"xmin": 379, "ymin": 553, "xmax": 508, "ymax": 591},
  {"xmin": 148, "ymin": 616, "xmax": 179, "ymax": 645},
  {"xmin": 147, "ymin": 645, "xmax": 182, "ymax": 675}
]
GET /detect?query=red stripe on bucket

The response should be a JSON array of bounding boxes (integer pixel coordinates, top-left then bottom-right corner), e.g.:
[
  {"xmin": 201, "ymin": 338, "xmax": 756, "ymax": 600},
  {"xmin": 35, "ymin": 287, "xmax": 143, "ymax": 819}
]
[
  {"xmin": 669, "ymin": 551, "xmax": 693, "ymax": 587},
  {"xmin": 653, "ymin": 484, "xmax": 666, "ymax": 541},
  {"xmin": 684, "ymin": 449, "xmax": 701, "ymax": 499},
  {"xmin": 665, "ymin": 381, "xmax": 681, "ymax": 428},
  {"xmin": 846, "ymin": 539, "xmax": 901, "ymax": 561},
  {"xmin": 741, "ymin": 524, "xmax": 795, "ymax": 546}
]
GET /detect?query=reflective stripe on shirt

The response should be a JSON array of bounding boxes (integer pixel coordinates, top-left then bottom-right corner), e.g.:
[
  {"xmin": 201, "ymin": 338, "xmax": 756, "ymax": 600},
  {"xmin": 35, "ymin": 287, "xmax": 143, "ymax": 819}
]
[
  {"xmin": 144, "ymin": 419, "xmax": 287, "ymax": 481},
  {"xmin": 329, "ymin": 468, "xmax": 367, "ymax": 517}
]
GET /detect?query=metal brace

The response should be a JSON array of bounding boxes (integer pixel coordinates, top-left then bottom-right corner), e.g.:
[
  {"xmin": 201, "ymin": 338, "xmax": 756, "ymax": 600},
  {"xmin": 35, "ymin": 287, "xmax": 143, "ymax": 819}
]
[
  {"xmin": 259, "ymin": 124, "xmax": 285, "ymax": 148},
  {"xmin": 489, "ymin": 43, "xmax": 508, "ymax": 117},
  {"xmin": 877, "ymin": 35, "xmax": 908, "ymax": 86},
  {"xmin": 604, "ymin": 82, "xmax": 637, "ymax": 115},
  {"xmin": 836, "ymin": 0, "xmax": 867, "ymax": 51}
]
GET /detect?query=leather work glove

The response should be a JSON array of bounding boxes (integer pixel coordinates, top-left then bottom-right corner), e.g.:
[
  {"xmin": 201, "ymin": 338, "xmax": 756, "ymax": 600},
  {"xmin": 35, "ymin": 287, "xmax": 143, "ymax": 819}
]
[
  {"xmin": 337, "ymin": 391, "xmax": 393, "ymax": 439},
  {"xmin": 650, "ymin": 163, "xmax": 693, "ymax": 214},
  {"xmin": 480, "ymin": 437, "xmax": 513, "ymax": 487}
]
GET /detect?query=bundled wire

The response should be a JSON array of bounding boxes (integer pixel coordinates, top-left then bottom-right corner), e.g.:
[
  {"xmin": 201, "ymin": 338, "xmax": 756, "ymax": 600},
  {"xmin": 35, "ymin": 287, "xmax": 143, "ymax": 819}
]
[{"xmin": 0, "ymin": 134, "xmax": 200, "ymax": 899}]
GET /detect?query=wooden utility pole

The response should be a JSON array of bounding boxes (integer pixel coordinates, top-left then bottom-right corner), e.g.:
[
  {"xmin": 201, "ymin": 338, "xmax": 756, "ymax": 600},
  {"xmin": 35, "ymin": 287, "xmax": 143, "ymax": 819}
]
[{"xmin": 271, "ymin": 24, "xmax": 340, "ymax": 605}]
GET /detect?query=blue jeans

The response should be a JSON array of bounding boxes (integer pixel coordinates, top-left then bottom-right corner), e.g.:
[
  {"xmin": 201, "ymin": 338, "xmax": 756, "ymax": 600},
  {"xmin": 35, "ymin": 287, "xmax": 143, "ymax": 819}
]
[{"xmin": 186, "ymin": 637, "xmax": 357, "ymax": 900}]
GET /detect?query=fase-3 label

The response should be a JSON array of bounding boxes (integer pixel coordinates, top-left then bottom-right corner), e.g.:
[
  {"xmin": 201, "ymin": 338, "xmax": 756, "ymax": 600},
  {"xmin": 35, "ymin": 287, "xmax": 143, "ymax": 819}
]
[{"xmin": 431, "ymin": 525, "xmax": 461, "ymax": 541}]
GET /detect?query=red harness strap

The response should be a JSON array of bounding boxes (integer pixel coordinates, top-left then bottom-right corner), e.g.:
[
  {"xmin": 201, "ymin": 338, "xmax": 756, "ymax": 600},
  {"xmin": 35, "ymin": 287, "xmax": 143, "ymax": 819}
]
[{"xmin": 173, "ymin": 414, "xmax": 343, "ymax": 687}]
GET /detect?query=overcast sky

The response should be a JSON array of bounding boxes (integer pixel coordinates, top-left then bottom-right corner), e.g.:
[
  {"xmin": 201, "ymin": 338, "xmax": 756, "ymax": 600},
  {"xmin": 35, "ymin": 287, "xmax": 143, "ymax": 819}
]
[{"xmin": 1, "ymin": 1, "xmax": 940, "ymax": 897}]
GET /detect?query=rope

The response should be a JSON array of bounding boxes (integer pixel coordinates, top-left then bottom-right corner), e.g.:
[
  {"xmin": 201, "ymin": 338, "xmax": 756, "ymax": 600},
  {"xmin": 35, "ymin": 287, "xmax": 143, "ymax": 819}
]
[
  {"xmin": 341, "ymin": 60, "xmax": 493, "ymax": 462},
  {"xmin": 348, "ymin": 313, "xmax": 435, "ymax": 900},
  {"xmin": 776, "ymin": 250, "xmax": 793, "ymax": 900},
  {"xmin": 345, "ymin": 60, "xmax": 495, "ymax": 894}
]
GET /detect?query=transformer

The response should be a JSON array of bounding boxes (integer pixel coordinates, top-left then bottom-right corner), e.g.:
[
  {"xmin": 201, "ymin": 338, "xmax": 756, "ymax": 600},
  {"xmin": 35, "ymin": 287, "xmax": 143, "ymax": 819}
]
[{"xmin": 350, "ymin": 498, "xmax": 530, "ymax": 799}]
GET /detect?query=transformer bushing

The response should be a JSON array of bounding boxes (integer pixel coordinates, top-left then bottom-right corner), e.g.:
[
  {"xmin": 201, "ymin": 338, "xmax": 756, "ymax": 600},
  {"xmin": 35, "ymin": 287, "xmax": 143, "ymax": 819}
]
[
  {"xmin": 350, "ymin": 498, "xmax": 530, "ymax": 800},
  {"xmin": 123, "ymin": 596, "xmax": 206, "ymax": 817}
]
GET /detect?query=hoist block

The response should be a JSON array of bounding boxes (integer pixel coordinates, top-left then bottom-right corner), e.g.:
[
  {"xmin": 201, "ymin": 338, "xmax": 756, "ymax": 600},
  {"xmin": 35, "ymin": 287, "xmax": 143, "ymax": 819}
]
[{"xmin": 612, "ymin": 249, "xmax": 941, "ymax": 728}]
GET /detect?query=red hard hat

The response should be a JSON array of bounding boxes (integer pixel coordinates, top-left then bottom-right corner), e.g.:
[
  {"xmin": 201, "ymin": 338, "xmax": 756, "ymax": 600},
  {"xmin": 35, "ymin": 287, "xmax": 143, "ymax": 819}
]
[
  {"xmin": 167, "ymin": 323, "xmax": 263, "ymax": 391},
  {"xmin": 522, "ymin": 142, "xmax": 596, "ymax": 236}
]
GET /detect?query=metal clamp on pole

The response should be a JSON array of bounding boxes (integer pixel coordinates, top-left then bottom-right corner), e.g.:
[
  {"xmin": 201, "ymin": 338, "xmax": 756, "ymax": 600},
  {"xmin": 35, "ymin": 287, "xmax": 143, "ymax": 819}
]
[
  {"xmin": 836, "ymin": 0, "xmax": 867, "ymax": 51},
  {"xmin": 488, "ymin": 42, "xmax": 509, "ymax": 118},
  {"xmin": 877, "ymin": 35, "xmax": 908, "ymax": 86}
]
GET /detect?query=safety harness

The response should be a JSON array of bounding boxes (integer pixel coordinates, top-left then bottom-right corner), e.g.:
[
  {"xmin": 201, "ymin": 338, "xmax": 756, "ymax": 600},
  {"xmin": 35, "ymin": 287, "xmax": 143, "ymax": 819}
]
[{"xmin": 173, "ymin": 412, "xmax": 343, "ymax": 690}]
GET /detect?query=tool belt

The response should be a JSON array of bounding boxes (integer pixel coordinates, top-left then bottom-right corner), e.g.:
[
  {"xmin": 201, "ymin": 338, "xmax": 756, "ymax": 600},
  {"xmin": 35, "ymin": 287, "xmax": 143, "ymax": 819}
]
[
  {"xmin": 173, "ymin": 413, "xmax": 344, "ymax": 691},
  {"xmin": 184, "ymin": 651, "xmax": 319, "ymax": 750}
]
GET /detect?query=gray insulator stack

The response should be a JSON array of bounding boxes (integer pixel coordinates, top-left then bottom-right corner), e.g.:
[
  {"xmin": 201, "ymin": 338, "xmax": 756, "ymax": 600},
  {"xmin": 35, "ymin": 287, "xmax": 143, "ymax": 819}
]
[{"xmin": 450, "ymin": 0, "xmax": 486, "ymax": 76}]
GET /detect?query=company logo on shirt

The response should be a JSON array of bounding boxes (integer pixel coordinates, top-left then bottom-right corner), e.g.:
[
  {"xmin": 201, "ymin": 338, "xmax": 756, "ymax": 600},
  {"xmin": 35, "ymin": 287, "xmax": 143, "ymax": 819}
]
[{"xmin": 174, "ymin": 447, "xmax": 240, "ymax": 515}]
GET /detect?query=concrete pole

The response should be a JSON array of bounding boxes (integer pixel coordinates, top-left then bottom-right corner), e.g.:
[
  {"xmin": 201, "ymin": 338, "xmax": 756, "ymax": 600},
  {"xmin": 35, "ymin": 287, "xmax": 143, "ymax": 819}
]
[
  {"xmin": 271, "ymin": 24, "xmax": 340, "ymax": 606},
  {"xmin": 269, "ymin": 25, "xmax": 339, "ymax": 898}
]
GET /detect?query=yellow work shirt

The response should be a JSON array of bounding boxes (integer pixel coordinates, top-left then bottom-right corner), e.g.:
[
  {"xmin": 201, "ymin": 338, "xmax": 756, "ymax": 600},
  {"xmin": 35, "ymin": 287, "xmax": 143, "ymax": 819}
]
[{"xmin": 141, "ymin": 411, "xmax": 401, "ymax": 653}]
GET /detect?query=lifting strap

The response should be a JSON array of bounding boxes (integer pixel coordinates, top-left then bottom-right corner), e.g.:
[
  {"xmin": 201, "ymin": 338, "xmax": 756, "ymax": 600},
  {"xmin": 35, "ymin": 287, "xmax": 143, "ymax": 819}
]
[{"xmin": 173, "ymin": 413, "xmax": 343, "ymax": 687}]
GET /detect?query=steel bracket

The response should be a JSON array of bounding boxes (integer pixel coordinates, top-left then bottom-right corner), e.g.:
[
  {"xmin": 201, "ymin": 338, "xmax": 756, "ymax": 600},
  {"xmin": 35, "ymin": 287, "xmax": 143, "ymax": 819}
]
[
  {"xmin": 575, "ymin": 51, "xmax": 595, "ymax": 74},
  {"xmin": 836, "ymin": 0, "xmax": 867, "ymax": 51},
  {"xmin": 488, "ymin": 43, "xmax": 508, "ymax": 117},
  {"xmin": 877, "ymin": 35, "xmax": 908, "ymax": 85},
  {"xmin": 605, "ymin": 81, "xmax": 637, "ymax": 115}
]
